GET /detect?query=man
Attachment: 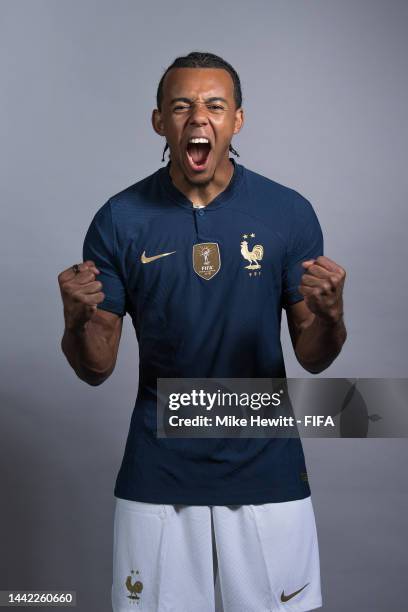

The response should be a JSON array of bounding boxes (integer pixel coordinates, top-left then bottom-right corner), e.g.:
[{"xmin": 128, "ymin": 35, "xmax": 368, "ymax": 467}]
[{"xmin": 58, "ymin": 51, "xmax": 346, "ymax": 612}]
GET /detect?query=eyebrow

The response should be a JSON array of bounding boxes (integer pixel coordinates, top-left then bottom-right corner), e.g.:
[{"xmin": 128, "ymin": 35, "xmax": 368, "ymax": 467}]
[{"xmin": 170, "ymin": 96, "xmax": 229, "ymax": 105}]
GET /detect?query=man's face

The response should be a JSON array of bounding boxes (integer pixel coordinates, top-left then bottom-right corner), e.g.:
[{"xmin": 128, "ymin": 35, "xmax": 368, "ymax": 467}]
[{"xmin": 152, "ymin": 67, "xmax": 243, "ymax": 183}]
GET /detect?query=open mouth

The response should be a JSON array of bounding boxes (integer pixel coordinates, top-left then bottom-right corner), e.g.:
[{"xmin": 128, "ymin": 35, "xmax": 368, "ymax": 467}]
[{"xmin": 185, "ymin": 141, "xmax": 212, "ymax": 172}]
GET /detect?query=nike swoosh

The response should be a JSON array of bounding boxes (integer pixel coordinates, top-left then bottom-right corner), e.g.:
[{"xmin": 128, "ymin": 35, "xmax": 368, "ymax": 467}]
[
  {"xmin": 140, "ymin": 250, "xmax": 176, "ymax": 264},
  {"xmin": 281, "ymin": 583, "xmax": 309, "ymax": 603}
]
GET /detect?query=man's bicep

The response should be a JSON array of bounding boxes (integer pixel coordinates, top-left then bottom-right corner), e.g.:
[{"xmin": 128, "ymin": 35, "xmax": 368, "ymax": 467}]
[
  {"xmin": 281, "ymin": 195, "xmax": 324, "ymax": 310},
  {"xmin": 83, "ymin": 201, "xmax": 127, "ymax": 317}
]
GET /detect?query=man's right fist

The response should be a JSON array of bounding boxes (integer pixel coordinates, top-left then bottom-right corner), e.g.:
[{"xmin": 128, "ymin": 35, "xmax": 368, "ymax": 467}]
[{"xmin": 58, "ymin": 260, "xmax": 104, "ymax": 330}]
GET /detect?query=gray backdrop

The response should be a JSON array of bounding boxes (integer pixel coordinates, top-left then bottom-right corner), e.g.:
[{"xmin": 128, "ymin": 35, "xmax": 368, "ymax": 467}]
[{"xmin": 1, "ymin": 0, "xmax": 407, "ymax": 610}]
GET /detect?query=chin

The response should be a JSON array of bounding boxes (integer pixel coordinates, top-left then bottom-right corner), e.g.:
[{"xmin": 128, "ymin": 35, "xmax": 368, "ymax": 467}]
[
  {"xmin": 185, "ymin": 170, "xmax": 214, "ymax": 186},
  {"xmin": 181, "ymin": 158, "xmax": 215, "ymax": 185}
]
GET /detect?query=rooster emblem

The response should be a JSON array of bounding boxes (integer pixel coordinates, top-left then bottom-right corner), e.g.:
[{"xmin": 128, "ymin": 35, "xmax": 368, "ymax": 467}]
[
  {"xmin": 240, "ymin": 233, "xmax": 264, "ymax": 270},
  {"xmin": 126, "ymin": 570, "xmax": 143, "ymax": 601}
]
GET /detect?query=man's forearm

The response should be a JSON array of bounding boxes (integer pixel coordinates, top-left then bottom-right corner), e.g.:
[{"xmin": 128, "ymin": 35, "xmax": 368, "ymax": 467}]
[
  {"xmin": 295, "ymin": 314, "xmax": 347, "ymax": 374},
  {"xmin": 61, "ymin": 322, "xmax": 114, "ymax": 385}
]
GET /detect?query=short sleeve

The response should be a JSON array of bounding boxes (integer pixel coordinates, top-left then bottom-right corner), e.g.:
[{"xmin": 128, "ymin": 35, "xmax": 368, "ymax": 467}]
[
  {"xmin": 82, "ymin": 200, "xmax": 127, "ymax": 317},
  {"xmin": 281, "ymin": 195, "xmax": 324, "ymax": 309}
]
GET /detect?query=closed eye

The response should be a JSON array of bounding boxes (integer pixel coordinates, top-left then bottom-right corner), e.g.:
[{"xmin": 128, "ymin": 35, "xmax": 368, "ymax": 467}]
[{"xmin": 173, "ymin": 104, "xmax": 225, "ymax": 111}]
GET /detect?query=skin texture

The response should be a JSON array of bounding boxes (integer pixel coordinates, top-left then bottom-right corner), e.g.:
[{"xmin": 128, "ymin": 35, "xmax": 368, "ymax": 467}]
[
  {"xmin": 287, "ymin": 256, "xmax": 347, "ymax": 373},
  {"xmin": 58, "ymin": 261, "xmax": 122, "ymax": 385},
  {"xmin": 59, "ymin": 67, "xmax": 347, "ymax": 384}
]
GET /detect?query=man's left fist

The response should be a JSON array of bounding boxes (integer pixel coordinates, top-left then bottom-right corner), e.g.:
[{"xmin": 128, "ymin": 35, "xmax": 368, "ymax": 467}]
[{"xmin": 299, "ymin": 256, "xmax": 346, "ymax": 324}]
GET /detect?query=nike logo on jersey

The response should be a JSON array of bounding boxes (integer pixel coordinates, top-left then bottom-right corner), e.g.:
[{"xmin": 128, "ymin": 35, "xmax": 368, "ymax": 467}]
[
  {"xmin": 140, "ymin": 250, "xmax": 176, "ymax": 264},
  {"xmin": 280, "ymin": 583, "xmax": 309, "ymax": 602}
]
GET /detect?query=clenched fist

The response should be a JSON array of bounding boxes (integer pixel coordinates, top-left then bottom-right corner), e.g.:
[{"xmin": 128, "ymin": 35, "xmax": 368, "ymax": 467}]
[
  {"xmin": 58, "ymin": 260, "xmax": 104, "ymax": 331},
  {"xmin": 299, "ymin": 255, "xmax": 346, "ymax": 324}
]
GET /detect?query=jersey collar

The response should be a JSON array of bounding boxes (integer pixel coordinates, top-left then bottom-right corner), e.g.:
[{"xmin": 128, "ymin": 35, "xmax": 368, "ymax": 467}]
[{"xmin": 159, "ymin": 157, "xmax": 244, "ymax": 211}]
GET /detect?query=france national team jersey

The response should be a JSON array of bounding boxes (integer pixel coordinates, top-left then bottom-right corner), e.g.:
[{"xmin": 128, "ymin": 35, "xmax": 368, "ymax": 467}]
[{"xmin": 83, "ymin": 158, "xmax": 324, "ymax": 505}]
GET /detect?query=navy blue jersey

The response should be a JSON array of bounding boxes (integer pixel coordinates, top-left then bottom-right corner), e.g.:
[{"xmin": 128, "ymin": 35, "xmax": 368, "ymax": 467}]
[{"xmin": 83, "ymin": 158, "xmax": 323, "ymax": 505}]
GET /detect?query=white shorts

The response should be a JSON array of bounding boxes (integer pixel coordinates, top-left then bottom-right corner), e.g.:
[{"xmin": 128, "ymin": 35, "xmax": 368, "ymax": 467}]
[{"xmin": 112, "ymin": 495, "xmax": 322, "ymax": 612}]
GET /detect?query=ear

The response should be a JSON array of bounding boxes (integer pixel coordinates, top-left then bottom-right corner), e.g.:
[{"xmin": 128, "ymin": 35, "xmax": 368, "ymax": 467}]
[
  {"xmin": 151, "ymin": 109, "xmax": 165, "ymax": 136},
  {"xmin": 233, "ymin": 107, "xmax": 244, "ymax": 135}
]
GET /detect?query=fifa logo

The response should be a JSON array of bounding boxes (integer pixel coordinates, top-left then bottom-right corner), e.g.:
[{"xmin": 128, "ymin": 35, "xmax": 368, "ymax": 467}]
[{"xmin": 193, "ymin": 242, "xmax": 221, "ymax": 280}]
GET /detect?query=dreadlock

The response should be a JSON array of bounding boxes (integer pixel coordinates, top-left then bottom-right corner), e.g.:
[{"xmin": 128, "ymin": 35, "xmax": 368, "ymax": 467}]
[{"xmin": 157, "ymin": 51, "xmax": 242, "ymax": 162}]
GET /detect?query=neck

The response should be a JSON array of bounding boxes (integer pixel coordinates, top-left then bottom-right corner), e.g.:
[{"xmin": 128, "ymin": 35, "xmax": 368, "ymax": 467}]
[{"xmin": 168, "ymin": 156, "xmax": 234, "ymax": 207}]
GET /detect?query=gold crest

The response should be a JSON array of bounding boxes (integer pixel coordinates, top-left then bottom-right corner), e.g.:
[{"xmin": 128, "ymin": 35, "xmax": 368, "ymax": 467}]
[
  {"xmin": 240, "ymin": 233, "xmax": 264, "ymax": 276},
  {"xmin": 193, "ymin": 243, "xmax": 221, "ymax": 280},
  {"xmin": 126, "ymin": 569, "xmax": 143, "ymax": 601}
]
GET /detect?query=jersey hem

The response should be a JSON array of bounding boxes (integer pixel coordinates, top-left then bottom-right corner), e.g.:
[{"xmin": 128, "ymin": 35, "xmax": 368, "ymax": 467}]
[
  {"xmin": 97, "ymin": 301, "xmax": 125, "ymax": 317},
  {"xmin": 282, "ymin": 293, "xmax": 305, "ymax": 309},
  {"xmin": 113, "ymin": 485, "xmax": 311, "ymax": 506}
]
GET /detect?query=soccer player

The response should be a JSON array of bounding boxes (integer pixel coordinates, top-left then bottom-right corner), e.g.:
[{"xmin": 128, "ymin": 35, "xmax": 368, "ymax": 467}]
[{"xmin": 58, "ymin": 51, "xmax": 347, "ymax": 612}]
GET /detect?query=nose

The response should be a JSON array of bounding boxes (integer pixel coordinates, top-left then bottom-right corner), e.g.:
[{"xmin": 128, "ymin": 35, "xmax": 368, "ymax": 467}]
[{"xmin": 189, "ymin": 101, "xmax": 209, "ymax": 125}]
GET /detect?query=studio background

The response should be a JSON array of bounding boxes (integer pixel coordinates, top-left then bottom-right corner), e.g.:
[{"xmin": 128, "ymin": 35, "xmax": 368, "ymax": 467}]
[{"xmin": 1, "ymin": 1, "xmax": 407, "ymax": 610}]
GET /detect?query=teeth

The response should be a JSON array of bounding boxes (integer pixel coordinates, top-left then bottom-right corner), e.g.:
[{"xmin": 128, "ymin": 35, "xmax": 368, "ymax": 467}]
[{"xmin": 188, "ymin": 137, "xmax": 210, "ymax": 144}]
